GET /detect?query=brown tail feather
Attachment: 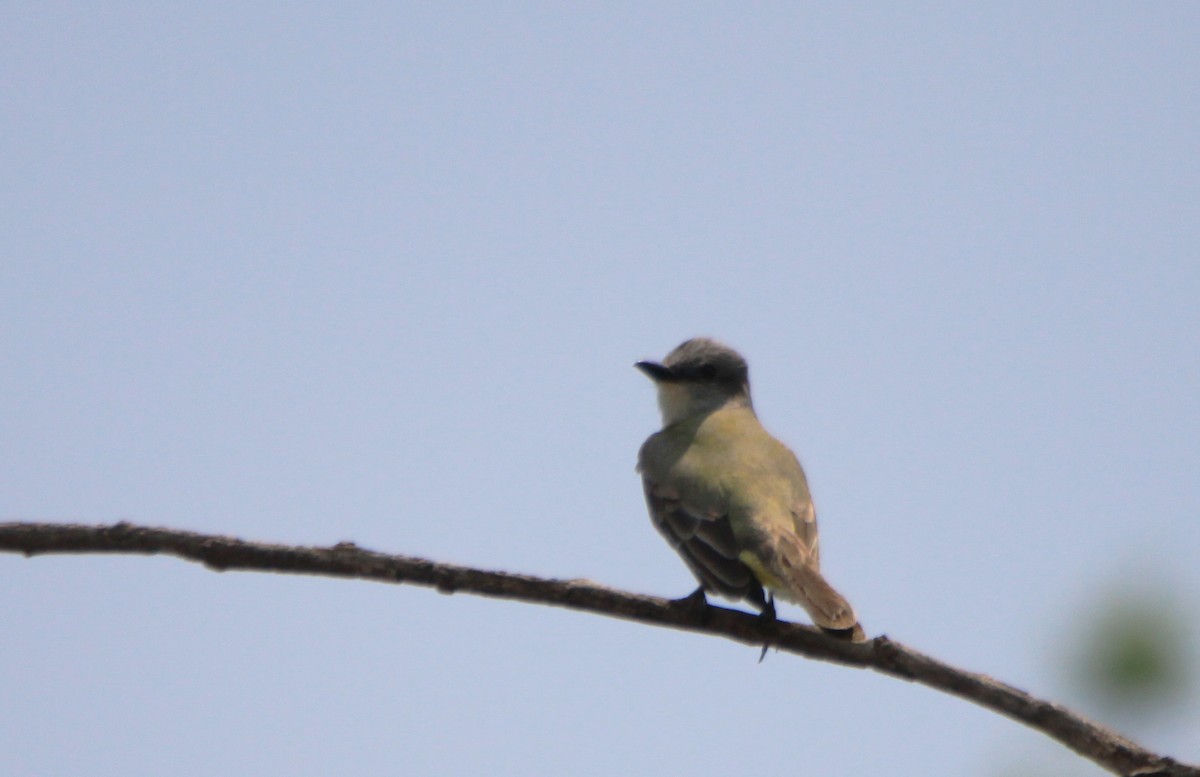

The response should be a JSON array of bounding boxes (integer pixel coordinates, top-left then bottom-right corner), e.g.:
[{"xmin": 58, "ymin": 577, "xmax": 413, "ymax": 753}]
[
  {"xmin": 760, "ymin": 534, "xmax": 866, "ymax": 641},
  {"xmin": 780, "ymin": 561, "xmax": 860, "ymax": 631}
]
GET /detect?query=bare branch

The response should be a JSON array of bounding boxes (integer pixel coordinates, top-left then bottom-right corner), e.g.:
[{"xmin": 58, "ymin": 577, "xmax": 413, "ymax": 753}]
[{"xmin": 1, "ymin": 520, "xmax": 1194, "ymax": 777}]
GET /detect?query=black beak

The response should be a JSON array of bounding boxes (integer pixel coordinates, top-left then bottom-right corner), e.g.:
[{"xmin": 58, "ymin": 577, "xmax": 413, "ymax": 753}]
[{"xmin": 635, "ymin": 360, "xmax": 675, "ymax": 381}]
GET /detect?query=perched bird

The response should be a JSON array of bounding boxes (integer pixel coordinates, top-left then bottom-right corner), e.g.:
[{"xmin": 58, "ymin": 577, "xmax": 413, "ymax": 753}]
[{"xmin": 636, "ymin": 337, "xmax": 864, "ymax": 642}]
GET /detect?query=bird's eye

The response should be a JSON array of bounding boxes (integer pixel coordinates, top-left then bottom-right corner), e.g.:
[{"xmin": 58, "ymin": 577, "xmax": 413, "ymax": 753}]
[{"xmin": 697, "ymin": 364, "xmax": 718, "ymax": 379}]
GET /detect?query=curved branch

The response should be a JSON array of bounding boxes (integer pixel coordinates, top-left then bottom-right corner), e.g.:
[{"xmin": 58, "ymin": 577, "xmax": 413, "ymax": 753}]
[{"xmin": 0, "ymin": 521, "xmax": 1193, "ymax": 777}]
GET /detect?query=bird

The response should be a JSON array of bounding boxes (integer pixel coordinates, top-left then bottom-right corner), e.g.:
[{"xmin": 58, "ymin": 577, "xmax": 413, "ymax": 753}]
[{"xmin": 636, "ymin": 337, "xmax": 864, "ymax": 642}]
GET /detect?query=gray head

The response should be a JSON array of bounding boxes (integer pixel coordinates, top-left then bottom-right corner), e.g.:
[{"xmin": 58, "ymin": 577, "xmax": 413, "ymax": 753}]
[{"xmin": 636, "ymin": 337, "xmax": 752, "ymax": 424}]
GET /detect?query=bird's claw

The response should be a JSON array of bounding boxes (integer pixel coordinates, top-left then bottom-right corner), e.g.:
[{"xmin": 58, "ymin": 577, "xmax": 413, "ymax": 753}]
[{"xmin": 758, "ymin": 595, "xmax": 778, "ymax": 663}]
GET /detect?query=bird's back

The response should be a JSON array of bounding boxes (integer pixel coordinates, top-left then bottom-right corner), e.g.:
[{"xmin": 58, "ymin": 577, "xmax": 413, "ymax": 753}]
[{"xmin": 639, "ymin": 404, "xmax": 819, "ymax": 565}]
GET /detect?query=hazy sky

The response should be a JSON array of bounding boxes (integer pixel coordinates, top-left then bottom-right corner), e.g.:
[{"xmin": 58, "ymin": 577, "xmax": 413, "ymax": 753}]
[{"xmin": 3, "ymin": 5, "xmax": 1198, "ymax": 776}]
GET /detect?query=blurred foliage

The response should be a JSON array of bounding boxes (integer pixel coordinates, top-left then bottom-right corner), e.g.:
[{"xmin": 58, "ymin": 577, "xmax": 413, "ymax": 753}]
[
  {"xmin": 995, "ymin": 569, "xmax": 1198, "ymax": 776},
  {"xmin": 1068, "ymin": 581, "xmax": 1193, "ymax": 716}
]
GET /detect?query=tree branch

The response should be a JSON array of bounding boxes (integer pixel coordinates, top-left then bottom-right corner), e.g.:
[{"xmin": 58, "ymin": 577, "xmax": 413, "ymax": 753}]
[{"xmin": 1, "ymin": 521, "xmax": 1193, "ymax": 777}]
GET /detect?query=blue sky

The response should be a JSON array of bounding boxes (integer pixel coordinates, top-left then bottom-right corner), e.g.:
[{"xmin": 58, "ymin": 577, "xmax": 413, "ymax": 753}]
[{"xmin": 3, "ymin": 4, "xmax": 1198, "ymax": 775}]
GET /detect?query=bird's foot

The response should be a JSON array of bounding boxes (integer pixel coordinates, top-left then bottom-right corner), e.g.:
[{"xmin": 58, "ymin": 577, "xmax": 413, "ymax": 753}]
[{"xmin": 758, "ymin": 595, "xmax": 778, "ymax": 663}]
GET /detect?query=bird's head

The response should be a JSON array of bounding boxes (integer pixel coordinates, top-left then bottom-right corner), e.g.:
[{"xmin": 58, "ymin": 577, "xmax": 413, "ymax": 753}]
[{"xmin": 636, "ymin": 337, "xmax": 752, "ymax": 425}]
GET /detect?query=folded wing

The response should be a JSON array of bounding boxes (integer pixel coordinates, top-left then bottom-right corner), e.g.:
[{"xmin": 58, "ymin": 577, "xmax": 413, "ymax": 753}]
[{"xmin": 641, "ymin": 476, "xmax": 766, "ymax": 609}]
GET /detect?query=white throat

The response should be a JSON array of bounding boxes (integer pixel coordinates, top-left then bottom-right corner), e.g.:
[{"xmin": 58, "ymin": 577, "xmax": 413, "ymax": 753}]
[
  {"xmin": 655, "ymin": 382, "xmax": 744, "ymax": 426},
  {"xmin": 655, "ymin": 382, "xmax": 693, "ymax": 426}
]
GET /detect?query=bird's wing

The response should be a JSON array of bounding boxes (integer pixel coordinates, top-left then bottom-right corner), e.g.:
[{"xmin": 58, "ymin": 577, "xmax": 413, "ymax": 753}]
[
  {"xmin": 641, "ymin": 475, "xmax": 766, "ymax": 608},
  {"xmin": 791, "ymin": 498, "xmax": 820, "ymax": 570}
]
